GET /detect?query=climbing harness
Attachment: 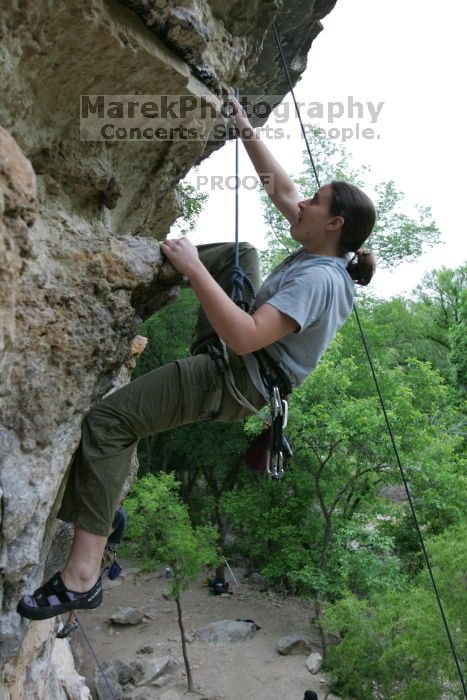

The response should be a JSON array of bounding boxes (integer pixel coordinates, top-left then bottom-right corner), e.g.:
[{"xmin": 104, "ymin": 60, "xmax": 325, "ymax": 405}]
[
  {"xmin": 206, "ymin": 339, "xmax": 268, "ymax": 420},
  {"xmin": 270, "ymin": 20, "xmax": 466, "ymax": 696}
]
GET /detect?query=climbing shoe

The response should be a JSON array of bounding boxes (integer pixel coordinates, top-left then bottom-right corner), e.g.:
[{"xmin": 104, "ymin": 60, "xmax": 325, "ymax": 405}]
[
  {"xmin": 56, "ymin": 618, "xmax": 79, "ymax": 638},
  {"xmin": 17, "ymin": 571, "xmax": 103, "ymax": 621}
]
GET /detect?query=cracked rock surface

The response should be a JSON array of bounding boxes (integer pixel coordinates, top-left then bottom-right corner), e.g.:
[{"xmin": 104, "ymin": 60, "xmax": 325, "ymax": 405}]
[{"xmin": 0, "ymin": 1, "xmax": 337, "ymax": 697}]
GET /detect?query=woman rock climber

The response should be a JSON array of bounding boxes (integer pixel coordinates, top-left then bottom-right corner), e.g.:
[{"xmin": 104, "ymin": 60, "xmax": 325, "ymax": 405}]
[{"xmin": 17, "ymin": 97, "xmax": 376, "ymax": 620}]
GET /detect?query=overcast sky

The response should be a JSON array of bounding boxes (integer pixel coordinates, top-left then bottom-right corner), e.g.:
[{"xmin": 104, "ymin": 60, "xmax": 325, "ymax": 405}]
[{"xmin": 174, "ymin": 0, "xmax": 467, "ymax": 299}]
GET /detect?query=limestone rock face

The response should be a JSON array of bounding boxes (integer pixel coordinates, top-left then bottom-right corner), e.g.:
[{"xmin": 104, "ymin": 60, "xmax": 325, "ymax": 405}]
[
  {"xmin": 119, "ymin": 0, "xmax": 280, "ymax": 91},
  {"xmin": 0, "ymin": 0, "xmax": 337, "ymax": 696},
  {"xmin": 0, "ymin": 126, "xmax": 35, "ymax": 364},
  {"xmin": 2, "ymin": 620, "xmax": 90, "ymax": 700},
  {"xmin": 119, "ymin": 0, "xmax": 338, "ymax": 96}
]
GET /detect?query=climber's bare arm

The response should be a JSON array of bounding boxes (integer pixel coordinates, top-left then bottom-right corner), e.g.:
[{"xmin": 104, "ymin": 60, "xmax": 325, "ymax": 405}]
[
  {"xmin": 230, "ymin": 96, "xmax": 301, "ymax": 225},
  {"xmin": 160, "ymin": 238, "xmax": 298, "ymax": 355}
]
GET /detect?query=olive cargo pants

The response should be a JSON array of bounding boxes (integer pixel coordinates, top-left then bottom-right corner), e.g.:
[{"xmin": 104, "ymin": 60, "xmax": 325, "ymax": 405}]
[{"xmin": 57, "ymin": 242, "xmax": 266, "ymax": 536}]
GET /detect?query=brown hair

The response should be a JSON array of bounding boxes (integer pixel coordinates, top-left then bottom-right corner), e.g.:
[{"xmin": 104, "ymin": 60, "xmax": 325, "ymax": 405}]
[{"xmin": 329, "ymin": 181, "xmax": 377, "ymax": 286}]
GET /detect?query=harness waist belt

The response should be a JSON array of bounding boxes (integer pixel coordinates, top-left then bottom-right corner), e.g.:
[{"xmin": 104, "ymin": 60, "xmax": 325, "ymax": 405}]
[{"xmin": 253, "ymin": 349, "xmax": 292, "ymax": 396}]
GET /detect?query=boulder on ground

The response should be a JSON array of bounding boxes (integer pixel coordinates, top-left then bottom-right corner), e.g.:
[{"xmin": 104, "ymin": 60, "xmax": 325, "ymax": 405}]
[
  {"xmin": 135, "ymin": 656, "xmax": 172, "ymax": 686},
  {"xmin": 109, "ymin": 607, "xmax": 146, "ymax": 625},
  {"xmin": 276, "ymin": 634, "xmax": 312, "ymax": 656},
  {"xmin": 306, "ymin": 651, "xmax": 323, "ymax": 674},
  {"xmin": 95, "ymin": 655, "xmax": 174, "ymax": 698},
  {"xmin": 95, "ymin": 659, "xmax": 132, "ymax": 699},
  {"xmin": 194, "ymin": 619, "xmax": 258, "ymax": 644},
  {"xmin": 152, "ymin": 675, "xmax": 169, "ymax": 688}
]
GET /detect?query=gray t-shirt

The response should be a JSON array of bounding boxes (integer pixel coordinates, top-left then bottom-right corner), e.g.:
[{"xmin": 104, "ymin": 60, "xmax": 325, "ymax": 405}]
[{"xmin": 242, "ymin": 248, "xmax": 354, "ymax": 399}]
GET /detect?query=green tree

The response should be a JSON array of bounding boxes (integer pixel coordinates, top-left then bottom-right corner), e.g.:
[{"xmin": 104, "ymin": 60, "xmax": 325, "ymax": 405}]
[
  {"xmin": 413, "ymin": 263, "xmax": 467, "ymax": 390},
  {"xmin": 133, "ymin": 288, "xmax": 198, "ymax": 378},
  {"xmin": 449, "ymin": 288, "xmax": 467, "ymax": 390},
  {"xmin": 324, "ymin": 523, "xmax": 467, "ymax": 700},
  {"xmin": 259, "ymin": 127, "xmax": 440, "ymax": 273},
  {"xmin": 124, "ymin": 473, "xmax": 219, "ymax": 692},
  {"xmin": 223, "ymin": 328, "xmax": 464, "ymax": 656},
  {"xmin": 415, "ymin": 264, "xmax": 467, "ymax": 336},
  {"xmin": 171, "ymin": 175, "xmax": 209, "ymax": 237}
]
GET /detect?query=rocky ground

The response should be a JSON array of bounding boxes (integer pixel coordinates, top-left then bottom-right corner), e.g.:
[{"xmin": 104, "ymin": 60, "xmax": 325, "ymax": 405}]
[{"xmin": 66, "ymin": 558, "xmax": 341, "ymax": 700}]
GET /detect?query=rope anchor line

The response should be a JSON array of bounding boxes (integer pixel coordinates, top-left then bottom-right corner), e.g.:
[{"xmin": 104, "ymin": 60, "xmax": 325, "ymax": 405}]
[
  {"xmin": 76, "ymin": 615, "xmax": 118, "ymax": 700},
  {"xmin": 269, "ymin": 20, "xmax": 466, "ymax": 697}
]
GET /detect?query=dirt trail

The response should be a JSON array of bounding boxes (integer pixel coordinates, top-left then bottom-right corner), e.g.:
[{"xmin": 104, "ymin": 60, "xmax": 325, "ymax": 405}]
[{"xmin": 71, "ymin": 559, "xmax": 336, "ymax": 700}]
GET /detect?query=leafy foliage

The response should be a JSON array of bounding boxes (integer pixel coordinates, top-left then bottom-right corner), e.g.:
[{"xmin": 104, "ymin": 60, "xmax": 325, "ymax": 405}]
[
  {"xmin": 413, "ymin": 263, "xmax": 467, "ymax": 392},
  {"xmin": 123, "ymin": 472, "xmax": 219, "ymax": 692},
  {"xmin": 123, "ymin": 472, "xmax": 219, "ymax": 592},
  {"xmin": 223, "ymin": 330, "xmax": 464, "ymax": 600},
  {"xmin": 132, "ymin": 288, "xmax": 198, "ymax": 380},
  {"xmin": 171, "ymin": 176, "xmax": 209, "ymax": 238},
  {"xmin": 324, "ymin": 523, "xmax": 467, "ymax": 700},
  {"xmin": 259, "ymin": 127, "xmax": 440, "ymax": 273},
  {"xmin": 449, "ymin": 288, "xmax": 467, "ymax": 390}
]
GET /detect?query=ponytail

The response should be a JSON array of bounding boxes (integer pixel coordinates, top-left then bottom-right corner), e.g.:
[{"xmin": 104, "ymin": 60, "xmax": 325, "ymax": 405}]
[
  {"xmin": 329, "ymin": 181, "xmax": 377, "ymax": 286},
  {"xmin": 346, "ymin": 249, "xmax": 376, "ymax": 286}
]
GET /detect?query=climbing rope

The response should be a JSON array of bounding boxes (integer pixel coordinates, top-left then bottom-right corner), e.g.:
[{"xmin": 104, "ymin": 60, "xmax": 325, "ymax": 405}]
[
  {"xmin": 230, "ymin": 87, "xmax": 256, "ymax": 311},
  {"xmin": 75, "ymin": 615, "xmax": 118, "ymax": 700},
  {"xmin": 271, "ymin": 20, "xmax": 466, "ymax": 696}
]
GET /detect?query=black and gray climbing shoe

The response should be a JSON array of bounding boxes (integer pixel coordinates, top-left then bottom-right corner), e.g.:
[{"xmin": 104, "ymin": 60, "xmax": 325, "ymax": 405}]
[{"xmin": 17, "ymin": 572, "xmax": 103, "ymax": 621}]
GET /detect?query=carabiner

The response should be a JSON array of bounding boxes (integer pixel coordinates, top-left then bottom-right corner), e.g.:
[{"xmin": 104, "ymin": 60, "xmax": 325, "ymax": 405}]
[
  {"xmin": 266, "ymin": 450, "xmax": 284, "ymax": 479},
  {"xmin": 281, "ymin": 399, "xmax": 288, "ymax": 429},
  {"xmin": 271, "ymin": 385, "xmax": 283, "ymax": 419}
]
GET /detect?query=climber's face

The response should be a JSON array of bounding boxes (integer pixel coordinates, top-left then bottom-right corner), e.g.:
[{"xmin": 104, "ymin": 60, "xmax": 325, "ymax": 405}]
[{"xmin": 290, "ymin": 184, "xmax": 344, "ymax": 252}]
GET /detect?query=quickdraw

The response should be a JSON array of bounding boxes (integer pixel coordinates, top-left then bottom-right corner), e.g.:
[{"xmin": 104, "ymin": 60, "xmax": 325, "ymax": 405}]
[{"xmin": 267, "ymin": 385, "xmax": 291, "ymax": 479}]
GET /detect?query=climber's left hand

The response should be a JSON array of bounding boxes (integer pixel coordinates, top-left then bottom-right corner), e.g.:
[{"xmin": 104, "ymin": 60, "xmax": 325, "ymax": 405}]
[{"xmin": 160, "ymin": 237, "xmax": 201, "ymax": 277}]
